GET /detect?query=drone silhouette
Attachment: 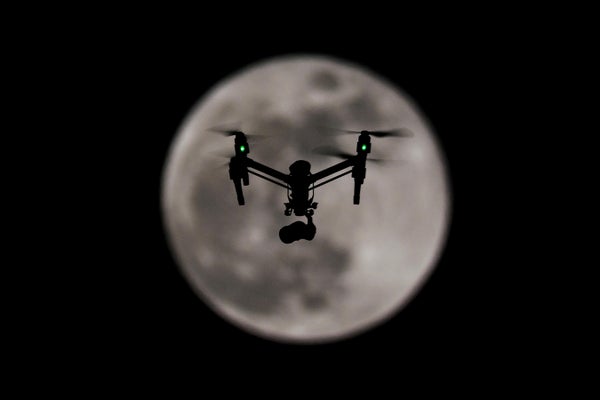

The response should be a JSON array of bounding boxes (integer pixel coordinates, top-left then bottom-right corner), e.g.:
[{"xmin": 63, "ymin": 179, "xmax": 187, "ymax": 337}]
[{"xmin": 216, "ymin": 127, "xmax": 412, "ymax": 243}]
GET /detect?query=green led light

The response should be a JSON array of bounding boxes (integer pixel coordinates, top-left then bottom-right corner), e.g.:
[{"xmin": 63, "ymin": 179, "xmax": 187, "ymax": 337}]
[
  {"xmin": 361, "ymin": 144, "xmax": 367, "ymax": 151},
  {"xmin": 240, "ymin": 145, "xmax": 246, "ymax": 152}
]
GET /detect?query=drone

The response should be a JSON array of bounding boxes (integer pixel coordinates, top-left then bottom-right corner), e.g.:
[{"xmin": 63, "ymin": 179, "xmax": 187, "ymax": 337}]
[{"xmin": 217, "ymin": 127, "xmax": 412, "ymax": 243}]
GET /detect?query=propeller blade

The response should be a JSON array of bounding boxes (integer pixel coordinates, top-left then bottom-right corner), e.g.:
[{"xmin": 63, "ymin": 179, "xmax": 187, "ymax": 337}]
[
  {"xmin": 368, "ymin": 128, "xmax": 414, "ymax": 138},
  {"xmin": 207, "ymin": 122, "xmax": 243, "ymax": 135},
  {"xmin": 208, "ymin": 128, "xmax": 270, "ymax": 142},
  {"xmin": 318, "ymin": 126, "xmax": 414, "ymax": 138},
  {"xmin": 334, "ymin": 128, "xmax": 362, "ymax": 134},
  {"xmin": 312, "ymin": 145, "xmax": 354, "ymax": 160},
  {"xmin": 366, "ymin": 157, "xmax": 390, "ymax": 164},
  {"xmin": 208, "ymin": 128, "xmax": 243, "ymax": 136},
  {"xmin": 367, "ymin": 157, "xmax": 408, "ymax": 167},
  {"xmin": 313, "ymin": 146, "xmax": 400, "ymax": 165},
  {"xmin": 316, "ymin": 126, "xmax": 361, "ymax": 135}
]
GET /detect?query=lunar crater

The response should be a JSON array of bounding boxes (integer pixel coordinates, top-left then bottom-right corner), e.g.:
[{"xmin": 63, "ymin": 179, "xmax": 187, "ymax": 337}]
[{"xmin": 311, "ymin": 69, "xmax": 341, "ymax": 91}]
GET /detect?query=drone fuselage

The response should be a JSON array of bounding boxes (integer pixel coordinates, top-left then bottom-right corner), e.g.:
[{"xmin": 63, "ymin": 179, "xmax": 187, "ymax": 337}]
[
  {"xmin": 285, "ymin": 160, "xmax": 317, "ymax": 216},
  {"xmin": 228, "ymin": 131, "xmax": 372, "ymax": 219},
  {"xmin": 220, "ymin": 128, "xmax": 411, "ymax": 243}
]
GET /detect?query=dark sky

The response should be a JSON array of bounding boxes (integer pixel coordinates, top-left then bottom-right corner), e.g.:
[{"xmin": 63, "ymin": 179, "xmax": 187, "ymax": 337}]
[
  {"xmin": 29, "ymin": 21, "xmax": 543, "ymax": 375},
  {"xmin": 104, "ymin": 42, "xmax": 514, "ymax": 355}
]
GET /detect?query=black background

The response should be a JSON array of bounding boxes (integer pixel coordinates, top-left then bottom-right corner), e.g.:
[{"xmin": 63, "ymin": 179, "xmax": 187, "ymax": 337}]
[
  {"xmin": 26, "ymin": 19, "xmax": 547, "ymax": 378},
  {"xmin": 5, "ymin": 5, "xmax": 588, "ymax": 390},
  {"xmin": 97, "ymin": 39, "xmax": 515, "ymax": 358}
]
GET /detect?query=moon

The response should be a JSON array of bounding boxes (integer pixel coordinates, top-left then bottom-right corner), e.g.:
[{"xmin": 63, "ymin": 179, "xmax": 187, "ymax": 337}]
[{"xmin": 161, "ymin": 55, "xmax": 451, "ymax": 343}]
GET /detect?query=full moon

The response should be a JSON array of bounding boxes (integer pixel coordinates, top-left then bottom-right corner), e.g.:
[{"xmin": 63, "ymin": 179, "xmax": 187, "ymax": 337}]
[{"xmin": 162, "ymin": 55, "xmax": 451, "ymax": 343}]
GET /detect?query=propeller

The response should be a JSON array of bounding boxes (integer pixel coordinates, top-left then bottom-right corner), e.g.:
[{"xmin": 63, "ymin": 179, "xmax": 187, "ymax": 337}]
[
  {"xmin": 367, "ymin": 128, "xmax": 413, "ymax": 138},
  {"xmin": 312, "ymin": 145, "xmax": 354, "ymax": 160},
  {"xmin": 209, "ymin": 128, "xmax": 245, "ymax": 137},
  {"xmin": 364, "ymin": 157, "xmax": 392, "ymax": 164},
  {"xmin": 320, "ymin": 126, "xmax": 414, "ymax": 138},
  {"xmin": 207, "ymin": 124, "xmax": 271, "ymax": 141},
  {"xmin": 312, "ymin": 146, "xmax": 394, "ymax": 165}
]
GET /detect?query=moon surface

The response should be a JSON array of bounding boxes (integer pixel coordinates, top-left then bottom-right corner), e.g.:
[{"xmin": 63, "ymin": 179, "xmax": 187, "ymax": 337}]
[{"xmin": 162, "ymin": 55, "xmax": 451, "ymax": 343}]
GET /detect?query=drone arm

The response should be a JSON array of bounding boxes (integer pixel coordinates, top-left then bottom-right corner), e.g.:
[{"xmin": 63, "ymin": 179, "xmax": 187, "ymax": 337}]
[
  {"xmin": 310, "ymin": 158, "xmax": 355, "ymax": 184},
  {"xmin": 247, "ymin": 169, "xmax": 288, "ymax": 189},
  {"xmin": 246, "ymin": 157, "xmax": 290, "ymax": 186},
  {"xmin": 312, "ymin": 169, "xmax": 353, "ymax": 189}
]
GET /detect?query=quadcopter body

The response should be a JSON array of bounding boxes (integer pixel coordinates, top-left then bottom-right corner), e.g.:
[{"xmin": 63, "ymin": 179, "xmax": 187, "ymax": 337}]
[{"xmin": 223, "ymin": 128, "xmax": 410, "ymax": 243}]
